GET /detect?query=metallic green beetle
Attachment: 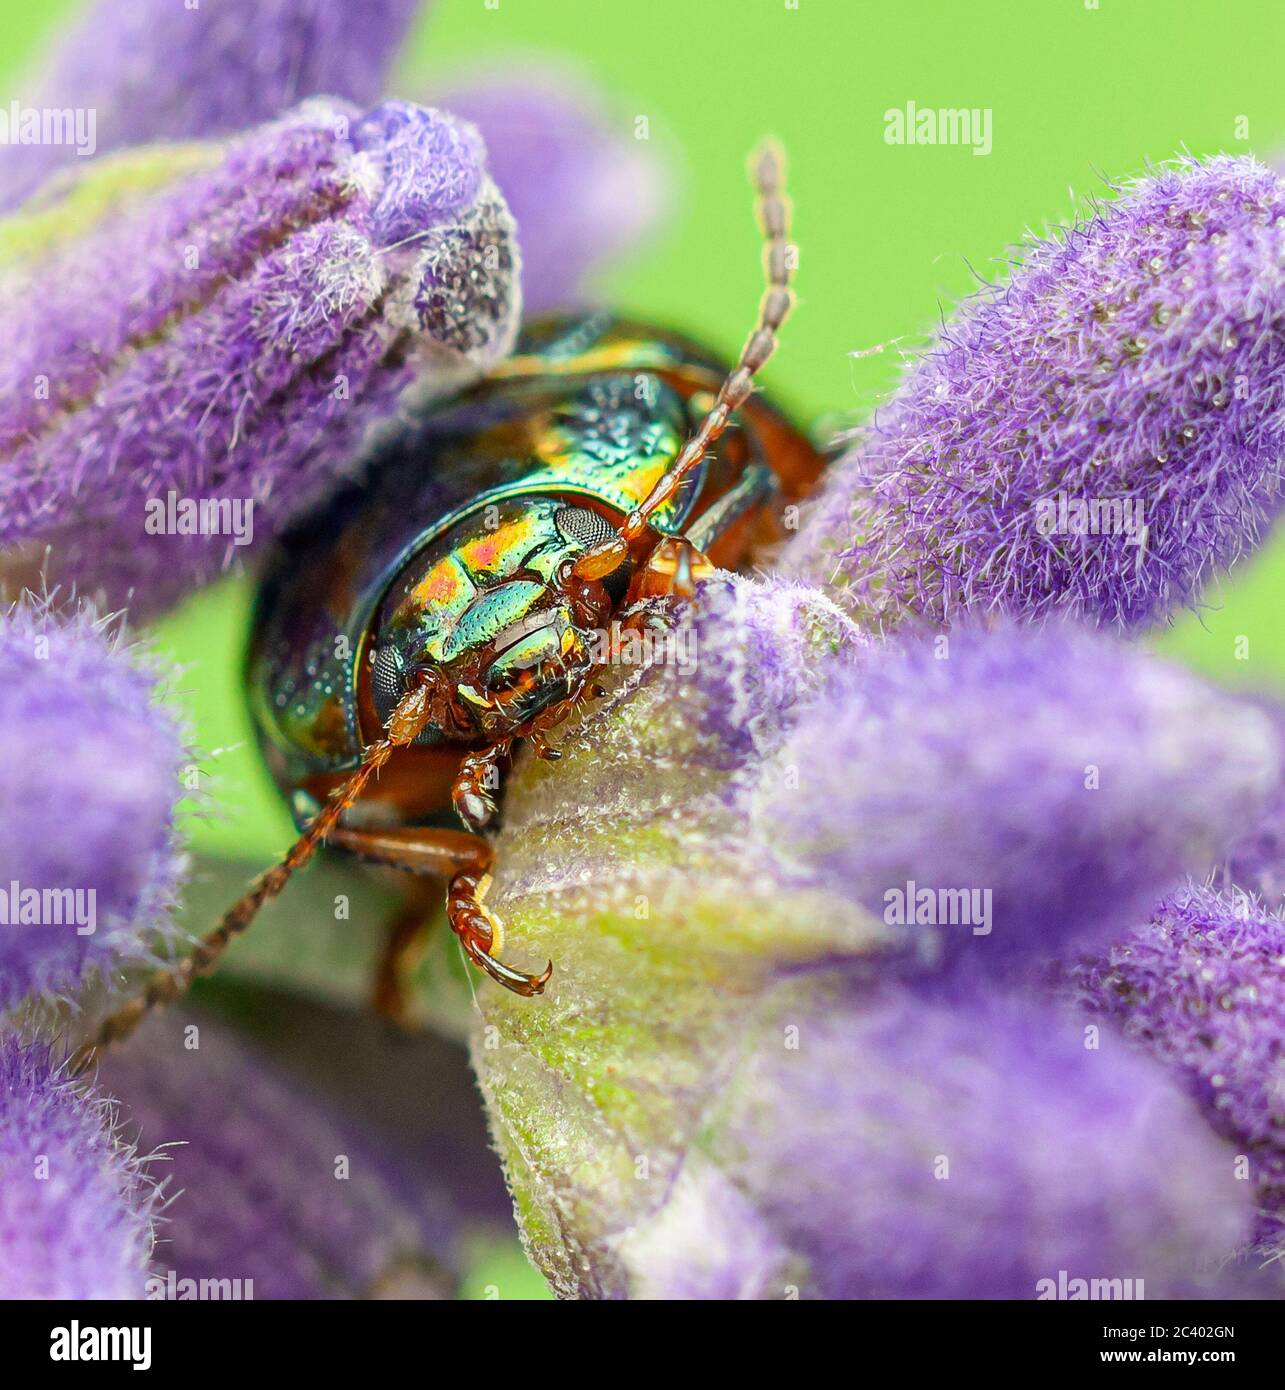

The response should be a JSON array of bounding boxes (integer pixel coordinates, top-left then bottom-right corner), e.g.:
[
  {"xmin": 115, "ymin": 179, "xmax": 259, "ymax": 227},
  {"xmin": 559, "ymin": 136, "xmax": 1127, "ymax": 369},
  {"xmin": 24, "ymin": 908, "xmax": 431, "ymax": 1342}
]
[{"xmin": 75, "ymin": 145, "xmax": 820, "ymax": 1070}]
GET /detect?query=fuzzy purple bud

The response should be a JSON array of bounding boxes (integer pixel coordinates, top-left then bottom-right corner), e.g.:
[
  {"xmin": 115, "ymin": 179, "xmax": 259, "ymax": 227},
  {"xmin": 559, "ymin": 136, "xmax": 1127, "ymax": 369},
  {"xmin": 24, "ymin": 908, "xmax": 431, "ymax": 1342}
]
[
  {"xmin": 679, "ymin": 573, "xmax": 864, "ymax": 770},
  {"xmin": 0, "ymin": 1037, "xmax": 156, "ymax": 1298},
  {"xmin": 752, "ymin": 621, "xmax": 1279, "ymax": 969},
  {"xmin": 97, "ymin": 1009, "xmax": 460, "ymax": 1300},
  {"xmin": 787, "ymin": 156, "xmax": 1285, "ymax": 630},
  {"xmin": 436, "ymin": 69, "xmax": 666, "ymax": 313},
  {"xmin": 1061, "ymin": 881, "xmax": 1285, "ymax": 1263},
  {"xmin": 0, "ymin": 600, "xmax": 188, "ymax": 1011},
  {"xmin": 0, "ymin": 99, "xmax": 520, "ymax": 616},
  {"xmin": 666, "ymin": 982, "xmax": 1253, "ymax": 1299},
  {"xmin": 350, "ymin": 100, "xmax": 482, "ymax": 248},
  {"xmin": 0, "ymin": 0, "xmax": 423, "ymax": 210}
]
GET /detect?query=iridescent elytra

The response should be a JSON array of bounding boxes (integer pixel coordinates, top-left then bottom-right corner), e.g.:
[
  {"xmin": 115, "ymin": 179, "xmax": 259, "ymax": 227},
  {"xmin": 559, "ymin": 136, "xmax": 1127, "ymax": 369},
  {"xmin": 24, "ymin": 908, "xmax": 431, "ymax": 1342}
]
[{"xmin": 75, "ymin": 142, "xmax": 823, "ymax": 1069}]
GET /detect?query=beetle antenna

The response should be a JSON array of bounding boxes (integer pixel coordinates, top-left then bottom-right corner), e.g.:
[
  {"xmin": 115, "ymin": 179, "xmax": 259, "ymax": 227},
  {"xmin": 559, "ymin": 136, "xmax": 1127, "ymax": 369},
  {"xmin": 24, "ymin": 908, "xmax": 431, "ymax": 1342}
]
[
  {"xmin": 574, "ymin": 139, "xmax": 796, "ymax": 580},
  {"xmin": 68, "ymin": 686, "xmax": 433, "ymax": 1076}
]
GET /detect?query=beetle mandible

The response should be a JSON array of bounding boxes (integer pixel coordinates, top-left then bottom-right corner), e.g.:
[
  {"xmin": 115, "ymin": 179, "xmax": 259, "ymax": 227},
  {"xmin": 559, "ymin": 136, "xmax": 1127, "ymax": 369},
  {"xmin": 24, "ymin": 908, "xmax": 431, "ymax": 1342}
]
[{"xmin": 75, "ymin": 142, "xmax": 822, "ymax": 1068}]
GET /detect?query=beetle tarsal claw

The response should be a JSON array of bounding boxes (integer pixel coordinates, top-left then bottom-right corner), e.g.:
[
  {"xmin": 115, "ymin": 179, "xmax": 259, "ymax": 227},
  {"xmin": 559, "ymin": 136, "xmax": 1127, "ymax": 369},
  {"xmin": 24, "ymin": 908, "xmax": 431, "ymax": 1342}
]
[
  {"xmin": 448, "ymin": 871, "xmax": 552, "ymax": 996},
  {"xmin": 466, "ymin": 938, "xmax": 553, "ymax": 997},
  {"xmin": 461, "ymin": 921, "xmax": 552, "ymax": 997},
  {"xmin": 474, "ymin": 896, "xmax": 554, "ymax": 996}
]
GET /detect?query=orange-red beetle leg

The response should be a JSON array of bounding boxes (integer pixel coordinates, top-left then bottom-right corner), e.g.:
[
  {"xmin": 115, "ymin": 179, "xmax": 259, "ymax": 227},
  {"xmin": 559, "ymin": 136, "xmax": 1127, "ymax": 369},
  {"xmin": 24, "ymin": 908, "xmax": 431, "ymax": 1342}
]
[
  {"xmin": 628, "ymin": 535, "xmax": 717, "ymax": 603},
  {"xmin": 329, "ymin": 824, "xmax": 551, "ymax": 999}
]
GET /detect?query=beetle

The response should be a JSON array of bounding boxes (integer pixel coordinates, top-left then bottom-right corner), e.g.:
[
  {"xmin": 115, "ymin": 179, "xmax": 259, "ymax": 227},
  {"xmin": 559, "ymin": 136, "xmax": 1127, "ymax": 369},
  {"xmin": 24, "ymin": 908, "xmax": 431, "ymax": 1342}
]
[{"xmin": 75, "ymin": 142, "xmax": 823, "ymax": 1067}]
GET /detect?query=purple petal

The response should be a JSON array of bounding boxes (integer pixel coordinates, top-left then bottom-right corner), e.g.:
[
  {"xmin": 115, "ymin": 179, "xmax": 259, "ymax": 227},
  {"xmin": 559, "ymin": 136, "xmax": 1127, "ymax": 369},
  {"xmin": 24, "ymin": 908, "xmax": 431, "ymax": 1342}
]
[
  {"xmin": 0, "ymin": 599, "xmax": 188, "ymax": 1011},
  {"xmin": 0, "ymin": 1037, "xmax": 156, "ymax": 1298},
  {"xmin": 786, "ymin": 156, "xmax": 1285, "ymax": 630},
  {"xmin": 0, "ymin": 0, "xmax": 423, "ymax": 210}
]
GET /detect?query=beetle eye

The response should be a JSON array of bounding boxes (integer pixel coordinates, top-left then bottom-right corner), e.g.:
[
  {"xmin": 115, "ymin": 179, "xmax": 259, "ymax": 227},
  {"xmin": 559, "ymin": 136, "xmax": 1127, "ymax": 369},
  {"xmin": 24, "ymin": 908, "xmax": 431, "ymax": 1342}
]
[
  {"xmin": 554, "ymin": 505, "xmax": 630, "ymax": 601},
  {"xmin": 370, "ymin": 642, "xmax": 405, "ymax": 726},
  {"xmin": 554, "ymin": 504, "xmax": 616, "ymax": 550},
  {"xmin": 370, "ymin": 643, "xmax": 438, "ymax": 745}
]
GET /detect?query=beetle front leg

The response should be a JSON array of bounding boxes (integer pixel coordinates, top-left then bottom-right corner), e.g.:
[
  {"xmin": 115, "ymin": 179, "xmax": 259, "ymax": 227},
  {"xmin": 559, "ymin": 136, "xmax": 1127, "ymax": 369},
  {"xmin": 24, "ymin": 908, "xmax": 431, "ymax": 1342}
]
[
  {"xmin": 451, "ymin": 743, "xmax": 509, "ymax": 832},
  {"xmin": 628, "ymin": 535, "xmax": 717, "ymax": 603},
  {"xmin": 448, "ymin": 871, "xmax": 551, "ymax": 997}
]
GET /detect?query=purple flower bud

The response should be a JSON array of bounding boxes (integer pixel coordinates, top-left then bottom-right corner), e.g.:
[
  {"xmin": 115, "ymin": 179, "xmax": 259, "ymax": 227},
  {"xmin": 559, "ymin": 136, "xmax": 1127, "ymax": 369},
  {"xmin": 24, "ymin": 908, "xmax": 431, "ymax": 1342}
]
[
  {"xmin": 0, "ymin": 0, "xmax": 423, "ymax": 210},
  {"xmin": 682, "ymin": 983, "xmax": 1252, "ymax": 1299},
  {"xmin": 1061, "ymin": 881, "xmax": 1285, "ymax": 1264},
  {"xmin": 682, "ymin": 574, "xmax": 865, "ymax": 770},
  {"xmin": 0, "ymin": 98, "xmax": 520, "ymax": 618},
  {"xmin": 0, "ymin": 1037, "xmax": 156, "ymax": 1298},
  {"xmin": 787, "ymin": 156, "xmax": 1285, "ymax": 631},
  {"xmin": 435, "ymin": 69, "xmax": 666, "ymax": 313},
  {"xmin": 0, "ymin": 599, "xmax": 188, "ymax": 1011},
  {"xmin": 751, "ymin": 621, "xmax": 1279, "ymax": 969},
  {"xmin": 96, "ymin": 1009, "xmax": 459, "ymax": 1300}
]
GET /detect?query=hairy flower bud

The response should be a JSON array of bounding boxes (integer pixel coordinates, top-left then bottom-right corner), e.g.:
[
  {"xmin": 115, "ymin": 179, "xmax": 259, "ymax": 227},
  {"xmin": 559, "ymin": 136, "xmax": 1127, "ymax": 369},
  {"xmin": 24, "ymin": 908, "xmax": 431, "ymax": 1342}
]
[
  {"xmin": 98, "ymin": 1009, "xmax": 461, "ymax": 1300},
  {"xmin": 0, "ymin": 99, "xmax": 520, "ymax": 616},
  {"xmin": 0, "ymin": 600, "xmax": 188, "ymax": 1011},
  {"xmin": 754, "ymin": 620, "xmax": 1279, "ymax": 969},
  {"xmin": 1061, "ymin": 881, "xmax": 1285, "ymax": 1266},
  {"xmin": 788, "ymin": 156, "xmax": 1285, "ymax": 630},
  {"xmin": 0, "ymin": 1038, "xmax": 156, "ymax": 1298},
  {"xmin": 0, "ymin": 0, "xmax": 423, "ymax": 210}
]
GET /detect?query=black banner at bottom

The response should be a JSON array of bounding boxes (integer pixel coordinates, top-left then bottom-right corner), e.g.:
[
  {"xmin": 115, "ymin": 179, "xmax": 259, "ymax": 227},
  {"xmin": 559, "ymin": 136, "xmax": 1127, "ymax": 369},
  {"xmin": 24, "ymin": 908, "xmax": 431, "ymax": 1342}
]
[{"xmin": 0, "ymin": 1295, "xmax": 1275, "ymax": 1375}]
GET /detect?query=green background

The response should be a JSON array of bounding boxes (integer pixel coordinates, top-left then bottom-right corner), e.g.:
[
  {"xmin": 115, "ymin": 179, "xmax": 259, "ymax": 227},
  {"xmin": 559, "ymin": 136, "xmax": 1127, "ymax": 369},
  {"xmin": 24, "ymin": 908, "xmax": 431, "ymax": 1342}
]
[
  {"xmin": 1, "ymin": 0, "xmax": 1284, "ymax": 1299},
  {"xmin": 1, "ymin": 0, "xmax": 1282, "ymax": 859}
]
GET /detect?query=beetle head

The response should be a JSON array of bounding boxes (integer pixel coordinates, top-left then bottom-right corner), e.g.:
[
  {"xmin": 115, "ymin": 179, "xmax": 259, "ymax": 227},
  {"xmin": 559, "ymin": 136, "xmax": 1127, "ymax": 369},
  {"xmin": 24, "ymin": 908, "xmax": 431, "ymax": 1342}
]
[{"xmin": 368, "ymin": 497, "xmax": 629, "ymax": 744}]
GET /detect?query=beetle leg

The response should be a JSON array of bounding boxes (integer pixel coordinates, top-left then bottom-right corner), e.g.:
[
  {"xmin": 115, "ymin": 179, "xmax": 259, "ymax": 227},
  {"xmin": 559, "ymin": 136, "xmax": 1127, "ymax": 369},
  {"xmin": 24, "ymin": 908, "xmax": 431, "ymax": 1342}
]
[
  {"xmin": 451, "ymin": 743, "xmax": 509, "ymax": 832},
  {"xmin": 528, "ymin": 731, "xmax": 562, "ymax": 760},
  {"xmin": 628, "ymin": 535, "xmax": 716, "ymax": 602},
  {"xmin": 449, "ymin": 871, "xmax": 552, "ymax": 997},
  {"xmin": 327, "ymin": 824, "xmax": 493, "ymax": 877},
  {"xmin": 328, "ymin": 824, "xmax": 552, "ymax": 998},
  {"xmin": 371, "ymin": 880, "xmax": 439, "ymax": 1030}
]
